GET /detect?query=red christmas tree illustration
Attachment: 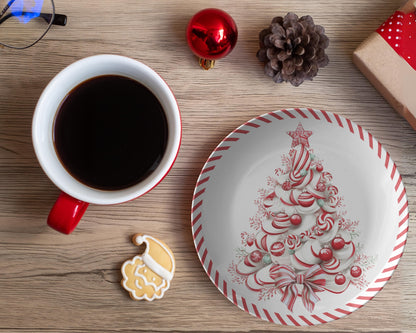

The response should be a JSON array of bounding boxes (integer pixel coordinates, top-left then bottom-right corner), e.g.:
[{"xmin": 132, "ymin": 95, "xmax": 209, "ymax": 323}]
[{"xmin": 233, "ymin": 123, "xmax": 368, "ymax": 312}]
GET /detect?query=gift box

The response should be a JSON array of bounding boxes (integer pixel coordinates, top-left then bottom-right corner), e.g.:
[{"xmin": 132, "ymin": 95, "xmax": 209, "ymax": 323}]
[{"xmin": 353, "ymin": 0, "xmax": 416, "ymax": 129}]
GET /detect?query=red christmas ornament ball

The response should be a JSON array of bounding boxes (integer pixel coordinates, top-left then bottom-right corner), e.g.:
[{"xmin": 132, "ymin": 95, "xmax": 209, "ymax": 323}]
[
  {"xmin": 316, "ymin": 182, "xmax": 326, "ymax": 192},
  {"xmin": 186, "ymin": 8, "xmax": 238, "ymax": 62},
  {"xmin": 246, "ymin": 236, "xmax": 254, "ymax": 247},
  {"xmin": 282, "ymin": 180, "xmax": 292, "ymax": 191},
  {"xmin": 350, "ymin": 265, "xmax": 362, "ymax": 278},
  {"xmin": 331, "ymin": 236, "xmax": 346, "ymax": 250},
  {"xmin": 298, "ymin": 192, "xmax": 315, "ymax": 207},
  {"xmin": 270, "ymin": 241, "xmax": 285, "ymax": 256},
  {"xmin": 250, "ymin": 250, "xmax": 263, "ymax": 263},
  {"xmin": 319, "ymin": 247, "xmax": 333, "ymax": 261},
  {"xmin": 335, "ymin": 273, "xmax": 346, "ymax": 285},
  {"xmin": 290, "ymin": 214, "xmax": 302, "ymax": 225}
]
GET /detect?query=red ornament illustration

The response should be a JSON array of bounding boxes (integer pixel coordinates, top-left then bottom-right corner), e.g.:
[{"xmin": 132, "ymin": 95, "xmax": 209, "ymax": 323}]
[
  {"xmin": 250, "ymin": 250, "xmax": 263, "ymax": 263},
  {"xmin": 270, "ymin": 241, "xmax": 285, "ymax": 257},
  {"xmin": 319, "ymin": 247, "xmax": 333, "ymax": 261},
  {"xmin": 335, "ymin": 273, "xmax": 346, "ymax": 285},
  {"xmin": 331, "ymin": 236, "xmax": 346, "ymax": 250},
  {"xmin": 290, "ymin": 214, "xmax": 302, "ymax": 225},
  {"xmin": 350, "ymin": 265, "xmax": 362, "ymax": 278}
]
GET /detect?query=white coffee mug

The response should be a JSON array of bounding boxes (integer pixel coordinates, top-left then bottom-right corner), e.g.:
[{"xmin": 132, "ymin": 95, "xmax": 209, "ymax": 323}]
[{"xmin": 32, "ymin": 54, "xmax": 181, "ymax": 234}]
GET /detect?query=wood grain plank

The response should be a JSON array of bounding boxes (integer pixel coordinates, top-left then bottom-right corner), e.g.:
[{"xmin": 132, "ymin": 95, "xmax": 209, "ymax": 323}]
[{"xmin": 0, "ymin": 0, "xmax": 415, "ymax": 331}]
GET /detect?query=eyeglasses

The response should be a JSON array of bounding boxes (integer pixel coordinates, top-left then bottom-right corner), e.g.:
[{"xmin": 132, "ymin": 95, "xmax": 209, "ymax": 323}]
[{"xmin": 0, "ymin": 0, "xmax": 67, "ymax": 49}]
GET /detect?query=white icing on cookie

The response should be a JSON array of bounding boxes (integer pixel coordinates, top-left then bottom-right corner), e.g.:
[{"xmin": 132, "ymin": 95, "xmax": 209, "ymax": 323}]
[{"xmin": 121, "ymin": 234, "xmax": 175, "ymax": 301}]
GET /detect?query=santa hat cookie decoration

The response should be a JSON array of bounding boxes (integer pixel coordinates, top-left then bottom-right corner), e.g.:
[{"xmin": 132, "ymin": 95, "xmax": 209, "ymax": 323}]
[{"xmin": 121, "ymin": 234, "xmax": 175, "ymax": 301}]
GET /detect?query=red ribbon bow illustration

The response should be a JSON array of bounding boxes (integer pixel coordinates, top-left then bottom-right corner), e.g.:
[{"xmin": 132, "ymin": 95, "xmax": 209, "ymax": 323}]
[{"xmin": 269, "ymin": 264, "xmax": 326, "ymax": 312}]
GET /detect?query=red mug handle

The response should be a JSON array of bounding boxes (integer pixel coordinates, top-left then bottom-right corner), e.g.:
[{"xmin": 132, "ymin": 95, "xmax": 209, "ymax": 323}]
[{"xmin": 47, "ymin": 192, "xmax": 89, "ymax": 234}]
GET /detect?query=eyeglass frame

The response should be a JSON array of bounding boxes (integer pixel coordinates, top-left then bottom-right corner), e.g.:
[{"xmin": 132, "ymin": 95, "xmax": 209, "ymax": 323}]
[{"xmin": 0, "ymin": 0, "xmax": 67, "ymax": 49}]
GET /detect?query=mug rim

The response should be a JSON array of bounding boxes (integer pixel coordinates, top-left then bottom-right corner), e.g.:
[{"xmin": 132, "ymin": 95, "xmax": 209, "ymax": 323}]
[{"xmin": 32, "ymin": 54, "xmax": 181, "ymax": 205}]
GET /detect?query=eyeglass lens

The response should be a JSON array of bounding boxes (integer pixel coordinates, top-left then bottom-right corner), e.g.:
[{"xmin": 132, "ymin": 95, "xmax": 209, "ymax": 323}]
[{"xmin": 0, "ymin": 0, "xmax": 55, "ymax": 49}]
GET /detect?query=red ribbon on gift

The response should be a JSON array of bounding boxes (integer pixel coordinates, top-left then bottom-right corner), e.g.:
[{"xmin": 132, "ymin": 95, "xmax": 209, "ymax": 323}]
[
  {"xmin": 269, "ymin": 264, "xmax": 326, "ymax": 312},
  {"xmin": 377, "ymin": 10, "xmax": 416, "ymax": 70}
]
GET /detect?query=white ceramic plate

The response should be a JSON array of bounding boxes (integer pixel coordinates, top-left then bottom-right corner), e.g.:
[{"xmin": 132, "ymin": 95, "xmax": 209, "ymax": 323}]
[{"xmin": 191, "ymin": 109, "xmax": 408, "ymax": 326}]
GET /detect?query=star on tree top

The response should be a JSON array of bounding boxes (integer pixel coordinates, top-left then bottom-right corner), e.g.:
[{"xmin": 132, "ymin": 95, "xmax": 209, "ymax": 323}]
[{"xmin": 287, "ymin": 123, "xmax": 313, "ymax": 148}]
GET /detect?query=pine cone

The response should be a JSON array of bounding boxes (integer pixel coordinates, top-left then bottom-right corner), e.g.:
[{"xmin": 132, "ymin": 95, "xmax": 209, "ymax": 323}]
[{"xmin": 257, "ymin": 13, "xmax": 329, "ymax": 87}]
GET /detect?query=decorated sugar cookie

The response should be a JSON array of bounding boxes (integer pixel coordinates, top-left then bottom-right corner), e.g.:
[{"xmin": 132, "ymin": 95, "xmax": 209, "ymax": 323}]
[{"xmin": 121, "ymin": 234, "xmax": 175, "ymax": 301}]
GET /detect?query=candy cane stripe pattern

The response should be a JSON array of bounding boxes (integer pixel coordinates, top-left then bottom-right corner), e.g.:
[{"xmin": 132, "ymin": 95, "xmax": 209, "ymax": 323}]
[{"xmin": 191, "ymin": 109, "xmax": 408, "ymax": 325}]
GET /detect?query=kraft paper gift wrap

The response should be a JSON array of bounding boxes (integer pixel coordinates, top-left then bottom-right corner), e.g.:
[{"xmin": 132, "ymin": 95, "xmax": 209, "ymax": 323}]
[{"xmin": 353, "ymin": 0, "xmax": 416, "ymax": 129}]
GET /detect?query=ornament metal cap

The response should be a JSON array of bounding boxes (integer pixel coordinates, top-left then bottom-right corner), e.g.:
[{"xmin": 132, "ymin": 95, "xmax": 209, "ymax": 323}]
[
  {"xmin": 199, "ymin": 58, "xmax": 215, "ymax": 70},
  {"xmin": 186, "ymin": 8, "xmax": 238, "ymax": 70}
]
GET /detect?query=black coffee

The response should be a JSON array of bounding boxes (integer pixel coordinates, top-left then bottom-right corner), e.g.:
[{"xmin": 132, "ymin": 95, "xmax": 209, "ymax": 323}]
[{"xmin": 53, "ymin": 75, "xmax": 168, "ymax": 190}]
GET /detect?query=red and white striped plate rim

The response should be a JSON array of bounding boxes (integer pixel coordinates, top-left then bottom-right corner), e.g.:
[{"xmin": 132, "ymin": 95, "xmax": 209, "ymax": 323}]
[{"xmin": 191, "ymin": 108, "xmax": 409, "ymax": 325}]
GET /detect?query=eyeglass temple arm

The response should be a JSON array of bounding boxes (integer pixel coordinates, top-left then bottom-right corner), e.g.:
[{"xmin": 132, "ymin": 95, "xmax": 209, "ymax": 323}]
[
  {"xmin": 0, "ymin": 12, "xmax": 67, "ymax": 26},
  {"xmin": 39, "ymin": 13, "xmax": 66, "ymax": 25}
]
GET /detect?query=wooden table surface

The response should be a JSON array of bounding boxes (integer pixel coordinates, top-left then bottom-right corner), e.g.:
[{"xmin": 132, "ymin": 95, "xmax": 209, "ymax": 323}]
[{"xmin": 1, "ymin": 0, "xmax": 415, "ymax": 332}]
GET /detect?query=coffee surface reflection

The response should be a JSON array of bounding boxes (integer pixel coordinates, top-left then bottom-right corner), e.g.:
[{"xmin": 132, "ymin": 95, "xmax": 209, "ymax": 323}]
[{"xmin": 53, "ymin": 75, "xmax": 168, "ymax": 190}]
